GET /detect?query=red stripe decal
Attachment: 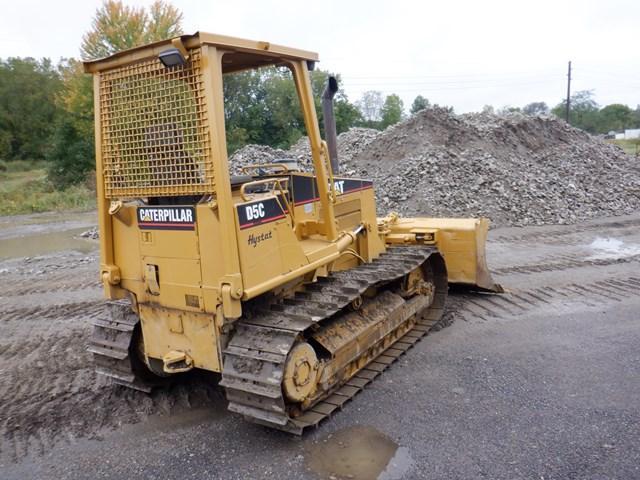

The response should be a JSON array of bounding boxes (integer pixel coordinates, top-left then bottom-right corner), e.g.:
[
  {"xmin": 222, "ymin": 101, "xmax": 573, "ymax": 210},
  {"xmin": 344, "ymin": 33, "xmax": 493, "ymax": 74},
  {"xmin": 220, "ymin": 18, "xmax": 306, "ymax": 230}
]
[
  {"xmin": 239, "ymin": 213, "xmax": 286, "ymax": 230},
  {"xmin": 294, "ymin": 197, "xmax": 320, "ymax": 206},
  {"xmin": 139, "ymin": 222, "xmax": 195, "ymax": 226}
]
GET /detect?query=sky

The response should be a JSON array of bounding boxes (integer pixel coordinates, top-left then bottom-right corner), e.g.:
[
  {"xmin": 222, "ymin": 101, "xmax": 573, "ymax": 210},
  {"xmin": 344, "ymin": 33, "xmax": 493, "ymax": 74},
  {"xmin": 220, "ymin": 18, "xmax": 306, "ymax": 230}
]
[{"xmin": 1, "ymin": 0, "xmax": 638, "ymax": 113}]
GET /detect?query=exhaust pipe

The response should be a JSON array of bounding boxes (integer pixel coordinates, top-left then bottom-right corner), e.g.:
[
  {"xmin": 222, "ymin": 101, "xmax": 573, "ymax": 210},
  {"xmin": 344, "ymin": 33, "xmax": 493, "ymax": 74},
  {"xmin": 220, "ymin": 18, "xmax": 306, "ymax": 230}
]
[{"xmin": 322, "ymin": 76, "xmax": 339, "ymax": 174}]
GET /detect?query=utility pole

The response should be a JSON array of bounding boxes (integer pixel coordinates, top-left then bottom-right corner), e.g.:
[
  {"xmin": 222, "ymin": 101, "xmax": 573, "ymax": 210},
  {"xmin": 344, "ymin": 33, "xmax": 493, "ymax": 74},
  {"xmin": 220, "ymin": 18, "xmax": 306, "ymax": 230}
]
[{"xmin": 565, "ymin": 61, "xmax": 572, "ymax": 123}]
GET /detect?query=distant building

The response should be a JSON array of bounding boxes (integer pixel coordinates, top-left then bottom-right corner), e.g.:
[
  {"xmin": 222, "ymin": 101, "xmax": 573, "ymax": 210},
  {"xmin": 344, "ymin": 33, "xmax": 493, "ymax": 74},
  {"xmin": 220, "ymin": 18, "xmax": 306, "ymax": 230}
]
[
  {"xmin": 625, "ymin": 129, "xmax": 640, "ymax": 140},
  {"xmin": 613, "ymin": 129, "xmax": 640, "ymax": 140}
]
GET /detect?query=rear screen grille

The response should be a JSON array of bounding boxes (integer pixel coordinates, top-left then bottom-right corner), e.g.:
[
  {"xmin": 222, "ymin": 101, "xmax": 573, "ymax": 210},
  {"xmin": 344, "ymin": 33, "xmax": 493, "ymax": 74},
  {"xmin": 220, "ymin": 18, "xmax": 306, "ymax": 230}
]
[{"xmin": 98, "ymin": 48, "xmax": 214, "ymax": 198}]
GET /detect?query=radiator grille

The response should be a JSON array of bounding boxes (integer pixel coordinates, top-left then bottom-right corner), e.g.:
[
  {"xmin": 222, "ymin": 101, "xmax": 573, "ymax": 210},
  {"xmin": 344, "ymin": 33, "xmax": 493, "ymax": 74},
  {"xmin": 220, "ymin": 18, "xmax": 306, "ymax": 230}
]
[{"xmin": 98, "ymin": 48, "xmax": 214, "ymax": 198}]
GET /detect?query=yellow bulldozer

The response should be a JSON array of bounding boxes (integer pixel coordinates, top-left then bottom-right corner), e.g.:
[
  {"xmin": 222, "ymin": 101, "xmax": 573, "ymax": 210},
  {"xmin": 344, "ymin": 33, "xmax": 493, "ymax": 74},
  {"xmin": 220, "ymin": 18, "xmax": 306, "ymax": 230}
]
[{"xmin": 83, "ymin": 32, "xmax": 501, "ymax": 434}]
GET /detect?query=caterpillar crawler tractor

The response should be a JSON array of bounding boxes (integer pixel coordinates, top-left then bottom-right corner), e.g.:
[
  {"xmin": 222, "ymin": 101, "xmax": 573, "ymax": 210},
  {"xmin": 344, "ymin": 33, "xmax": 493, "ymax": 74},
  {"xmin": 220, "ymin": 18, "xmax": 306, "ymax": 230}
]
[{"xmin": 84, "ymin": 32, "xmax": 501, "ymax": 433}]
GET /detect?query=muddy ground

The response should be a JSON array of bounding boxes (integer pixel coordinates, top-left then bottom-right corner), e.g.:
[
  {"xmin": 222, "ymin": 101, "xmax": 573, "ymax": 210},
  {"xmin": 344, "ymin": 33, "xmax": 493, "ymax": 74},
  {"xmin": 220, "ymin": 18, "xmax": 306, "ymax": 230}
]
[{"xmin": 1, "ymin": 211, "xmax": 639, "ymax": 479}]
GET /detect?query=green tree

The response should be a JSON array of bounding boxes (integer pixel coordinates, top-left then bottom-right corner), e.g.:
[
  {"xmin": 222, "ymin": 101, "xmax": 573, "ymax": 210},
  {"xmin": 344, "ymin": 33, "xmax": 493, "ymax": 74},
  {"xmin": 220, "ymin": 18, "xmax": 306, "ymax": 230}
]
[
  {"xmin": 410, "ymin": 95, "xmax": 430, "ymax": 114},
  {"xmin": 222, "ymin": 67, "xmax": 362, "ymax": 153},
  {"xmin": 264, "ymin": 68, "xmax": 306, "ymax": 147},
  {"xmin": 523, "ymin": 102, "xmax": 549, "ymax": 116},
  {"xmin": 47, "ymin": 117, "xmax": 95, "ymax": 187},
  {"xmin": 223, "ymin": 68, "xmax": 268, "ymax": 151},
  {"xmin": 552, "ymin": 90, "xmax": 599, "ymax": 133},
  {"xmin": 356, "ymin": 91, "xmax": 384, "ymax": 125},
  {"xmin": 223, "ymin": 67, "xmax": 305, "ymax": 151},
  {"xmin": 597, "ymin": 104, "xmax": 634, "ymax": 133},
  {"xmin": 380, "ymin": 94, "xmax": 404, "ymax": 128},
  {"xmin": 0, "ymin": 58, "xmax": 62, "ymax": 160},
  {"xmin": 47, "ymin": 59, "xmax": 96, "ymax": 187},
  {"xmin": 80, "ymin": 0, "xmax": 183, "ymax": 60},
  {"xmin": 333, "ymin": 97, "xmax": 362, "ymax": 134},
  {"xmin": 58, "ymin": 59, "xmax": 94, "ymax": 139},
  {"xmin": 497, "ymin": 105, "xmax": 522, "ymax": 115},
  {"xmin": 49, "ymin": 0, "xmax": 184, "ymax": 187}
]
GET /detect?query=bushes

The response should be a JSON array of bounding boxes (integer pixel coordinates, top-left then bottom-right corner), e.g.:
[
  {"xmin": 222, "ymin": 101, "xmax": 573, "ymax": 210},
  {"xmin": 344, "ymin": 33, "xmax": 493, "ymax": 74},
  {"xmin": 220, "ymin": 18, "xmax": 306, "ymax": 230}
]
[
  {"xmin": 46, "ymin": 117, "xmax": 95, "ymax": 189},
  {"xmin": 0, "ymin": 58, "xmax": 62, "ymax": 161},
  {"xmin": 0, "ymin": 159, "xmax": 46, "ymax": 172},
  {"xmin": 0, "ymin": 166, "xmax": 94, "ymax": 215}
]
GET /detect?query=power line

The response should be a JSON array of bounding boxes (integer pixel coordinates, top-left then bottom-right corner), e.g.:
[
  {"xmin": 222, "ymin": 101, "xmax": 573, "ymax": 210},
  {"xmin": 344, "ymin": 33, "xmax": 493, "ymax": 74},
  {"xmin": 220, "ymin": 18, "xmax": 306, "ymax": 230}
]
[
  {"xmin": 340, "ymin": 70, "xmax": 563, "ymax": 80},
  {"xmin": 341, "ymin": 79, "xmax": 561, "ymax": 93},
  {"xmin": 341, "ymin": 74, "xmax": 639, "ymax": 93},
  {"xmin": 343, "ymin": 75, "xmax": 562, "ymax": 87}
]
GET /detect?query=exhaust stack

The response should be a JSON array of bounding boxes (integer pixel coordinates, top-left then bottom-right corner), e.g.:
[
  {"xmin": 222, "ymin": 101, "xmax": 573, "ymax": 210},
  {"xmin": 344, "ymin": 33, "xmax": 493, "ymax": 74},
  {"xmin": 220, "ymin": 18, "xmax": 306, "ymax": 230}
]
[{"xmin": 322, "ymin": 76, "xmax": 339, "ymax": 174}]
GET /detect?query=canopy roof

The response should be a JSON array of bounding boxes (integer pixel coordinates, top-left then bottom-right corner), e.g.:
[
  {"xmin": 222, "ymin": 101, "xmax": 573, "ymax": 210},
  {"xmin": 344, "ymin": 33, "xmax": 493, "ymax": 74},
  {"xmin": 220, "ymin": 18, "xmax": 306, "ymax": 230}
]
[{"xmin": 83, "ymin": 31, "xmax": 319, "ymax": 74}]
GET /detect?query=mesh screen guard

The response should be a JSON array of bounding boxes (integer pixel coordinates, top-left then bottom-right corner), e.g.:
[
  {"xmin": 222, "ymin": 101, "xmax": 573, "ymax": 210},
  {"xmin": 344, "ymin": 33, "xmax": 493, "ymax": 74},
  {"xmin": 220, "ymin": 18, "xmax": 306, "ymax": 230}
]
[{"xmin": 98, "ymin": 48, "xmax": 215, "ymax": 198}]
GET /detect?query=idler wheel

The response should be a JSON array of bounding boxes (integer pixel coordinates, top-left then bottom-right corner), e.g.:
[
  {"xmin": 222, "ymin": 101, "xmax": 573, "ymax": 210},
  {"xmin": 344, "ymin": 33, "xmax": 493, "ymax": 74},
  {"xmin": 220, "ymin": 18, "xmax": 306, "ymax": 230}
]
[{"xmin": 283, "ymin": 342, "xmax": 319, "ymax": 402}]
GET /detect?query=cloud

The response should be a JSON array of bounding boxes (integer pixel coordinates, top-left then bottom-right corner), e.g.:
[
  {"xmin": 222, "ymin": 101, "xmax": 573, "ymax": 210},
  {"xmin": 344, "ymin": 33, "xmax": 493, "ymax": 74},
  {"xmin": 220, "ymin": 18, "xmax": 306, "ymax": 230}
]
[{"xmin": 1, "ymin": 0, "xmax": 638, "ymax": 112}]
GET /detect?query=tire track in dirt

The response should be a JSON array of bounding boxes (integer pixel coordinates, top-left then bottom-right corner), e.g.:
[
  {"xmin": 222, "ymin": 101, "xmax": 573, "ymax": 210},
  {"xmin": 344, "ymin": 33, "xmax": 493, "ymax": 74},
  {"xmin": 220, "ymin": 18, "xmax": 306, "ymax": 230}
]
[
  {"xmin": 2, "ymin": 273, "xmax": 637, "ymax": 462},
  {"xmin": 0, "ymin": 307, "xmax": 223, "ymax": 463},
  {"xmin": 0, "ymin": 301, "xmax": 105, "ymax": 324},
  {"xmin": 450, "ymin": 275, "xmax": 640, "ymax": 323},
  {"xmin": 0, "ymin": 271, "xmax": 99, "ymax": 296},
  {"xmin": 491, "ymin": 217, "xmax": 640, "ymax": 245},
  {"xmin": 3, "ymin": 271, "xmax": 638, "ymax": 461},
  {"xmin": 492, "ymin": 253, "xmax": 640, "ymax": 276},
  {"xmin": 0, "ymin": 252, "xmax": 222, "ymax": 462}
]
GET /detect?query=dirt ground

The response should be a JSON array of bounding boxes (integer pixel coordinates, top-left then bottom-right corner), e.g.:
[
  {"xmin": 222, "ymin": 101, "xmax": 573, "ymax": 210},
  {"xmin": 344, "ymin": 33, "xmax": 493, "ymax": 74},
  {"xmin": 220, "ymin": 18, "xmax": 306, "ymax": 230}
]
[{"xmin": 1, "ymin": 211, "xmax": 639, "ymax": 479}]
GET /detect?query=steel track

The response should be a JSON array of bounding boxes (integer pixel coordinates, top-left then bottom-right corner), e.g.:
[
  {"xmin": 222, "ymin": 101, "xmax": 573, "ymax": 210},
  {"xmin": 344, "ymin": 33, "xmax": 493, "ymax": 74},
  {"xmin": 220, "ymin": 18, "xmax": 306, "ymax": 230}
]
[
  {"xmin": 88, "ymin": 300, "xmax": 154, "ymax": 393},
  {"xmin": 220, "ymin": 246, "xmax": 447, "ymax": 434}
]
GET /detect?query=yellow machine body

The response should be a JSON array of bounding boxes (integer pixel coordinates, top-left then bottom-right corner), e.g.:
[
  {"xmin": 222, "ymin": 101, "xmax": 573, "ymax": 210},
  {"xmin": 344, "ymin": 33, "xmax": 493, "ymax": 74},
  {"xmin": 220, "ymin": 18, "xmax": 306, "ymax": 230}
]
[{"xmin": 84, "ymin": 32, "xmax": 500, "ymax": 431}]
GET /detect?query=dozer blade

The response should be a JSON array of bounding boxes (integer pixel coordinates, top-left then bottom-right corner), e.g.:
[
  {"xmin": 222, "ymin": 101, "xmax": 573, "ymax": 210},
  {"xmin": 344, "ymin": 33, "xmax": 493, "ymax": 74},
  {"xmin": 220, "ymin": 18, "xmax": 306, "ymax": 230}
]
[{"xmin": 381, "ymin": 215, "xmax": 503, "ymax": 292}]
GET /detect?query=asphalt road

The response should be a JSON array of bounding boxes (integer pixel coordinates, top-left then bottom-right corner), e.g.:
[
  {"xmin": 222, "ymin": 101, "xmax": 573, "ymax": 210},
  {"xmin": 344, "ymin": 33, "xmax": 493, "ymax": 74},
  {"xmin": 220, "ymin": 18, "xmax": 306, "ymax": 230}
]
[{"xmin": 1, "ymin": 213, "xmax": 639, "ymax": 479}]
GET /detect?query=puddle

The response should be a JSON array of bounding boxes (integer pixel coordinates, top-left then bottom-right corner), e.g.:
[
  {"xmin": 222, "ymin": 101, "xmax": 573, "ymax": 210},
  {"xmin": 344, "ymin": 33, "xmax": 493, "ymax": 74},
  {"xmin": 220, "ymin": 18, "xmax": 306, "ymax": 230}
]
[
  {"xmin": 587, "ymin": 237, "xmax": 640, "ymax": 260},
  {"xmin": 0, "ymin": 211, "xmax": 97, "ymax": 240},
  {"xmin": 378, "ymin": 446, "xmax": 413, "ymax": 480},
  {"xmin": 0, "ymin": 227, "xmax": 98, "ymax": 259},
  {"xmin": 306, "ymin": 425, "xmax": 413, "ymax": 480}
]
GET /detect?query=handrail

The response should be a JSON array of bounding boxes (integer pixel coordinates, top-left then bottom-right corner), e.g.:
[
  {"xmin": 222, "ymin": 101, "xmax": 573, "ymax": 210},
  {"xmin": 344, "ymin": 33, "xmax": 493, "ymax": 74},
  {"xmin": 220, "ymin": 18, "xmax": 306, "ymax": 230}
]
[
  {"xmin": 240, "ymin": 178, "xmax": 294, "ymax": 224},
  {"xmin": 241, "ymin": 163, "xmax": 291, "ymax": 175},
  {"xmin": 239, "ymin": 178, "xmax": 287, "ymax": 201}
]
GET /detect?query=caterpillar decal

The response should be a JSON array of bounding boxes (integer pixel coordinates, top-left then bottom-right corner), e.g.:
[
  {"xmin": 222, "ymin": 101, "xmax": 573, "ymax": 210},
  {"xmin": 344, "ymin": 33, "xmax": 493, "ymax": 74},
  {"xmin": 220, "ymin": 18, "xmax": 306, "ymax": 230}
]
[{"xmin": 137, "ymin": 206, "xmax": 196, "ymax": 230}]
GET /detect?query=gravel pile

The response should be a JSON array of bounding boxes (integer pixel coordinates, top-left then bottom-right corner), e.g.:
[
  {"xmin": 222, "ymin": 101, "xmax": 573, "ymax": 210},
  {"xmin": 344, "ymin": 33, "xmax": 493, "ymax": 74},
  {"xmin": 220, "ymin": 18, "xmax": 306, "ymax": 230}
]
[
  {"xmin": 287, "ymin": 127, "xmax": 381, "ymax": 172},
  {"xmin": 228, "ymin": 108, "xmax": 640, "ymax": 227},
  {"xmin": 229, "ymin": 144, "xmax": 289, "ymax": 175},
  {"xmin": 229, "ymin": 128, "xmax": 380, "ymax": 175},
  {"xmin": 350, "ymin": 108, "xmax": 640, "ymax": 226},
  {"xmin": 78, "ymin": 227, "xmax": 99, "ymax": 240}
]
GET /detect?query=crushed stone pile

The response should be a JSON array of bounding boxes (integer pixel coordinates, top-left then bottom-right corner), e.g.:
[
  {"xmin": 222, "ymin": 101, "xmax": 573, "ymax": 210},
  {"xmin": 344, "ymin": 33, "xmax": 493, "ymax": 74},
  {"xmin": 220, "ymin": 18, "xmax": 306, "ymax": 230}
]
[
  {"xmin": 229, "ymin": 107, "xmax": 640, "ymax": 227},
  {"xmin": 78, "ymin": 227, "xmax": 99, "ymax": 240},
  {"xmin": 229, "ymin": 127, "xmax": 380, "ymax": 175},
  {"xmin": 229, "ymin": 144, "xmax": 290, "ymax": 175},
  {"xmin": 287, "ymin": 127, "xmax": 382, "ymax": 172}
]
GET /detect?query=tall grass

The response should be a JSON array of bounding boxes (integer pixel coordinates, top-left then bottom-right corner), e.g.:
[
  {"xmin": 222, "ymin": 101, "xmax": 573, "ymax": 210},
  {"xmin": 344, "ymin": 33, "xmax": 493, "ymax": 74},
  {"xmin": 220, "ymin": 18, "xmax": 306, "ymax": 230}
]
[
  {"xmin": 0, "ymin": 162, "xmax": 95, "ymax": 215},
  {"xmin": 609, "ymin": 139, "xmax": 640, "ymax": 156}
]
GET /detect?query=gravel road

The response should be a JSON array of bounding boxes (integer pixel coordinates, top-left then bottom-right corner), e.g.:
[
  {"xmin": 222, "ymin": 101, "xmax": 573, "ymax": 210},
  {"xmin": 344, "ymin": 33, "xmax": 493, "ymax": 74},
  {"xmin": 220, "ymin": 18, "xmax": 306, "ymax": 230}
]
[{"xmin": 1, "ymin": 212, "xmax": 639, "ymax": 479}]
